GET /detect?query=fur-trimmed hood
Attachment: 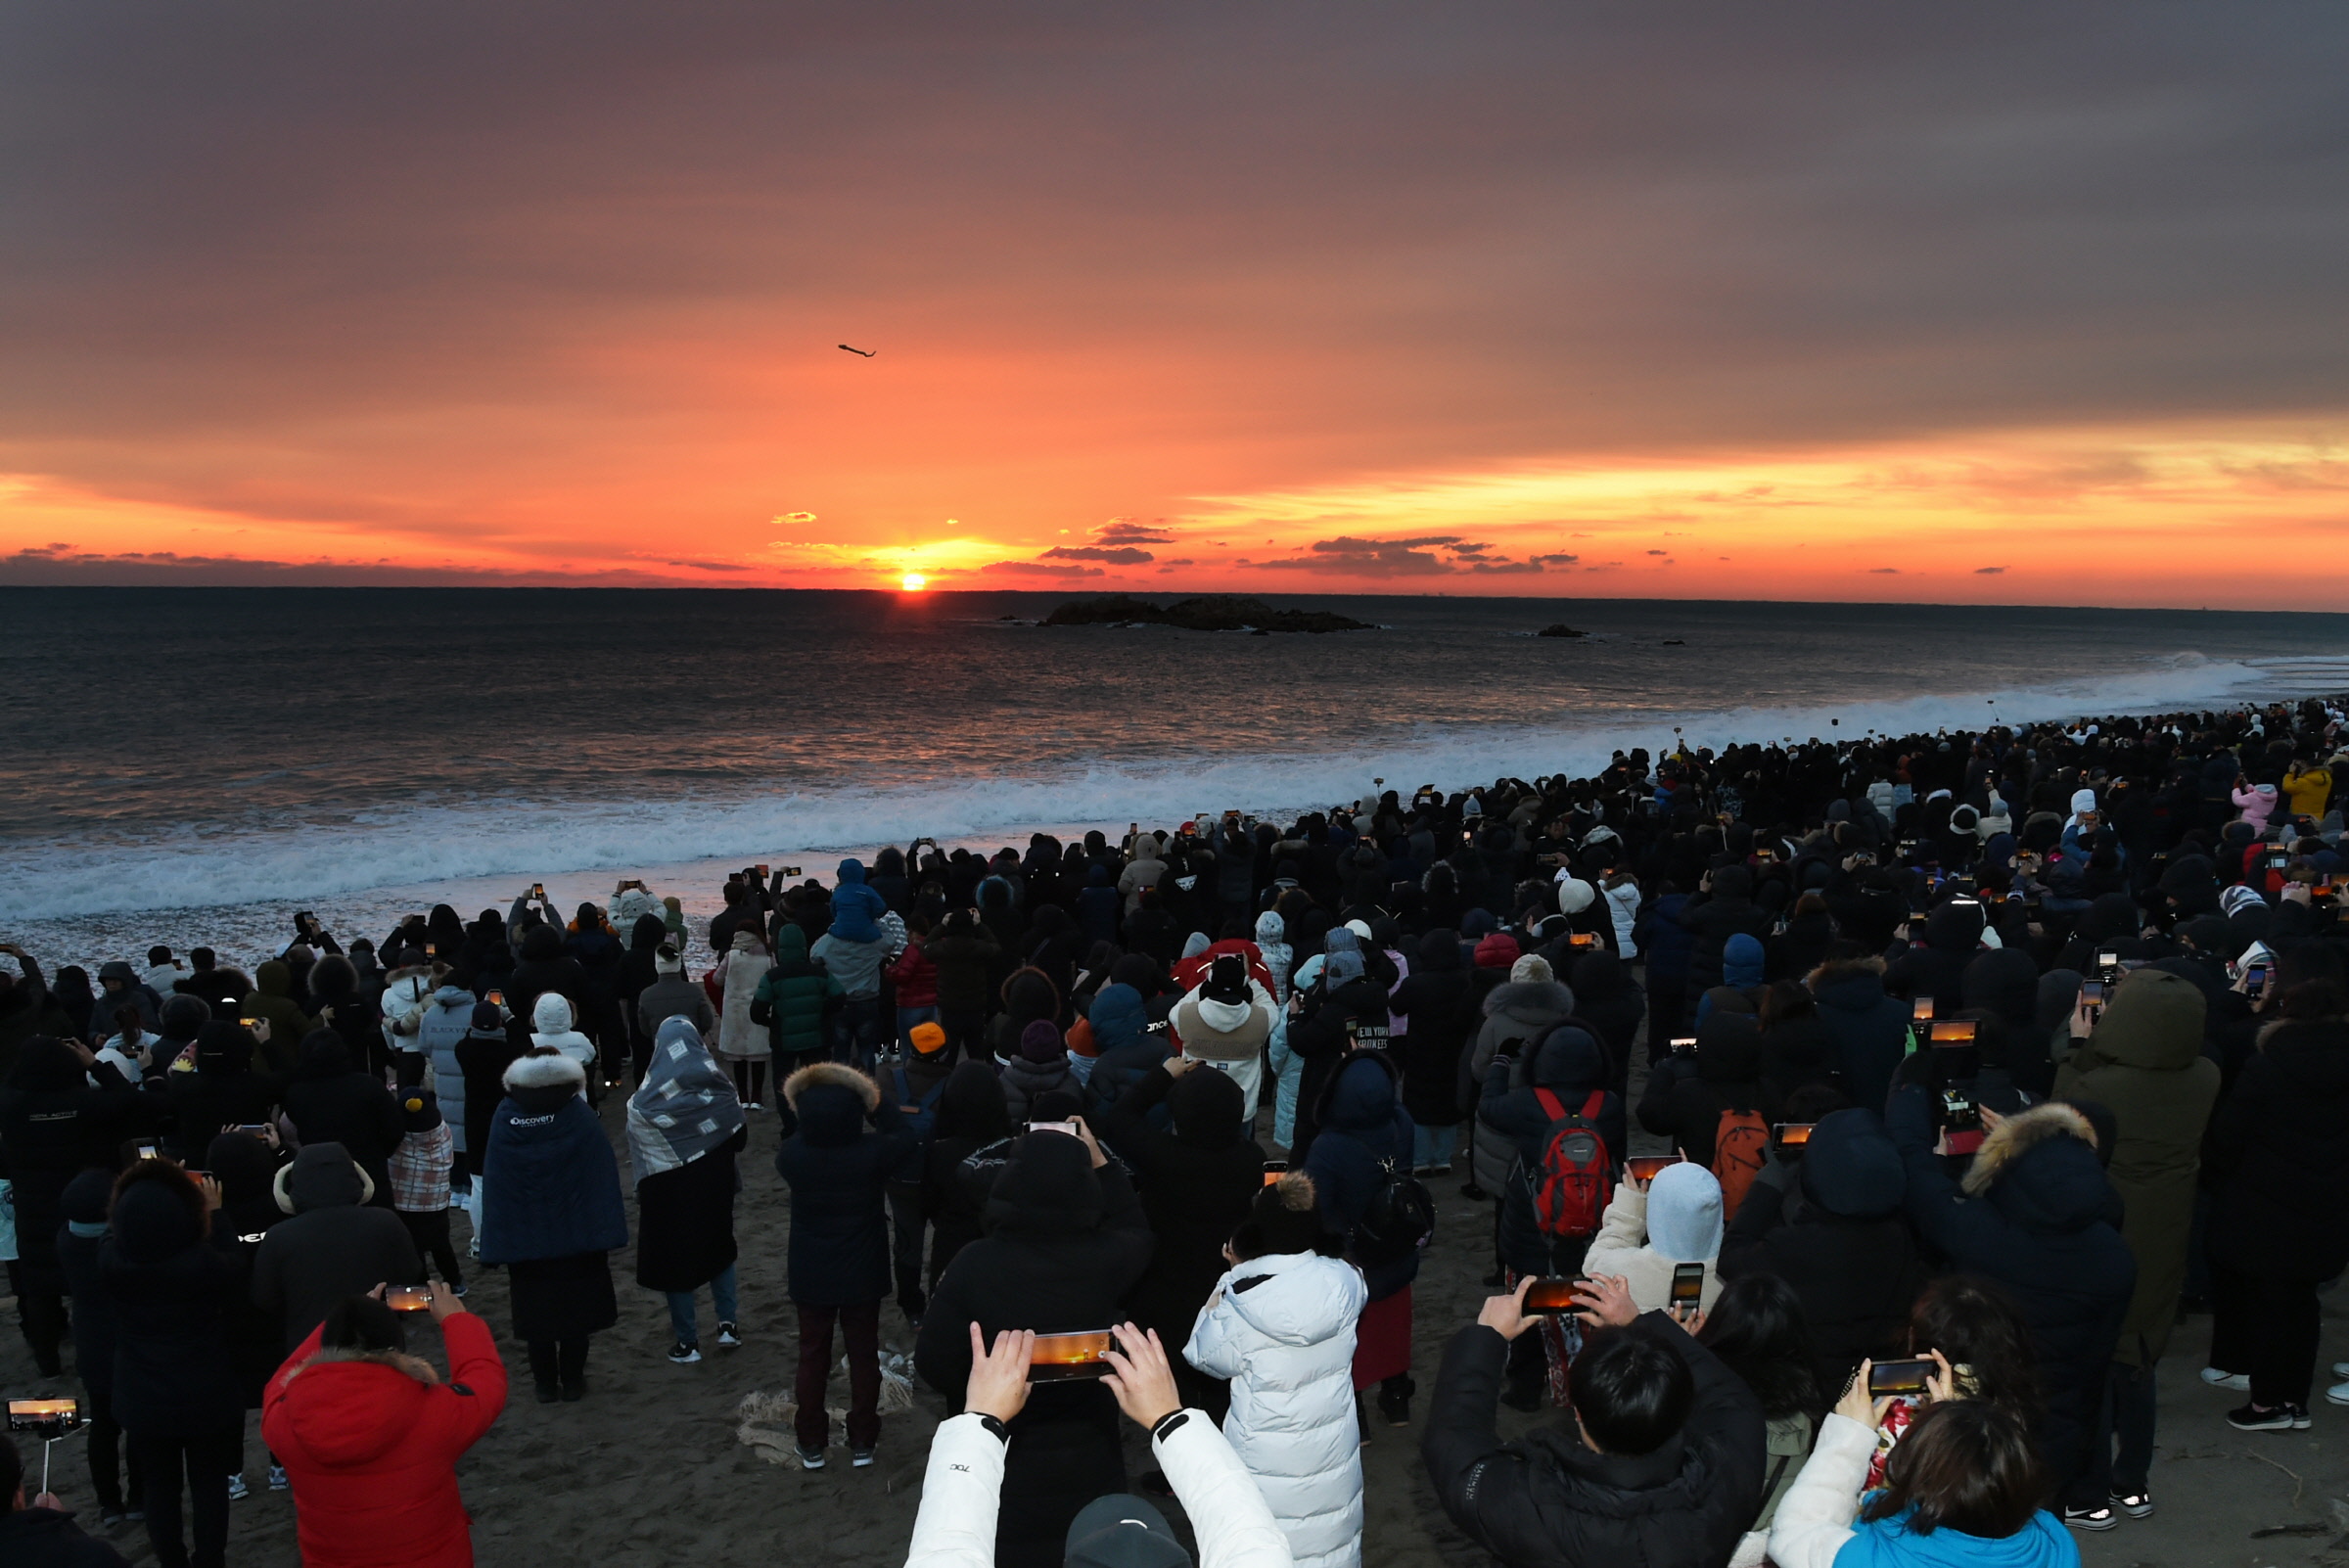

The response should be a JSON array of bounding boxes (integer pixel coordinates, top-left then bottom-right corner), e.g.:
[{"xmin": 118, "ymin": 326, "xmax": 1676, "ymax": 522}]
[
  {"xmin": 1960, "ymin": 1100, "xmax": 2118, "ymax": 1235},
  {"xmin": 783, "ymin": 1060, "xmax": 882, "ymax": 1148},
  {"xmin": 783, "ymin": 1060, "xmax": 881, "ymax": 1112},
  {"xmin": 503, "ymin": 1049, "xmax": 585, "ymax": 1094},
  {"xmin": 281, "ymin": 1343, "xmax": 440, "ymax": 1389},
  {"xmin": 1807, "ymin": 955, "xmax": 1887, "ymax": 991},
  {"xmin": 1962, "ymin": 1102, "xmax": 2097, "ymax": 1194}
]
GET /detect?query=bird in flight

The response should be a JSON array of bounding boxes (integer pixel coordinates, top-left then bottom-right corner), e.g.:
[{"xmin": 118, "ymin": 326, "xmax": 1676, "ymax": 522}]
[{"xmin": 839, "ymin": 344, "xmax": 875, "ymax": 357}]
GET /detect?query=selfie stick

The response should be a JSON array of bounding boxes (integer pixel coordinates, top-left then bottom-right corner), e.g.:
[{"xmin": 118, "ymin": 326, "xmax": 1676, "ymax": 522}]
[{"xmin": 40, "ymin": 1424, "xmax": 86, "ymax": 1497}]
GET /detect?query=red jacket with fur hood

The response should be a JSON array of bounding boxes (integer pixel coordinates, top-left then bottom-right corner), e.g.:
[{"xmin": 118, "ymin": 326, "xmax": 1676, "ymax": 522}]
[{"xmin": 261, "ymin": 1311, "xmax": 509, "ymax": 1567}]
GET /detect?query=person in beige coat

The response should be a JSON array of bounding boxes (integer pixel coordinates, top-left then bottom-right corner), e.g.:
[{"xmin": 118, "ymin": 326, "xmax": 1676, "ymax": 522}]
[
  {"xmin": 1583, "ymin": 1160, "xmax": 1726, "ymax": 1316},
  {"xmin": 714, "ymin": 929, "xmax": 772, "ymax": 1105}
]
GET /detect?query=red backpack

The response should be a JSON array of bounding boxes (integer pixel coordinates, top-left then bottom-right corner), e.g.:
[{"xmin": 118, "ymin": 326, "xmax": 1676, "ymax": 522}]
[
  {"xmin": 1527, "ymin": 1088, "xmax": 1613, "ymax": 1238},
  {"xmin": 1712, "ymin": 1109, "xmax": 1770, "ymax": 1220}
]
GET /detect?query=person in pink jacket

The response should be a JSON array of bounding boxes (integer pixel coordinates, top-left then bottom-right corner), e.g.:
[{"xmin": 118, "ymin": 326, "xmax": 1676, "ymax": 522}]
[{"xmin": 2232, "ymin": 777, "xmax": 2280, "ymax": 831}]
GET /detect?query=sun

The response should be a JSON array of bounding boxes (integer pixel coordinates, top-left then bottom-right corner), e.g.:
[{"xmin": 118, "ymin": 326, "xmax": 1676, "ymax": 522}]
[{"xmin": 899, "ymin": 573, "xmax": 928, "ymax": 591}]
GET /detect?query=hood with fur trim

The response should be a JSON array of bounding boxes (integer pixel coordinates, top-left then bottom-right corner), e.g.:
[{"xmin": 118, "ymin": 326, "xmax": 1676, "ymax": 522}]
[
  {"xmin": 1962, "ymin": 1102, "xmax": 2098, "ymax": 1195},
  {"xmin": 783, "ymin": 1060, "xmax": 882, "ymax": 1148},
  {"xmin": 503, "ymin": 1049, "xmax": 585, "ymax": 1095}
]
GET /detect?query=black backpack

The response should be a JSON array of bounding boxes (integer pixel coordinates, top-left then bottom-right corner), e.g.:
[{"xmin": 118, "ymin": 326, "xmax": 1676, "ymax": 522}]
[{"xmin": 1352, "ymin": 1153, "xmax": 1435, "ymax": 1268}]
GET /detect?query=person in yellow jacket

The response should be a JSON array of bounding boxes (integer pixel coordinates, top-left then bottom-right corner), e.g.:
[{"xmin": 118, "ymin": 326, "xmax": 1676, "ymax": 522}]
[{"xmin": 2282, "ymin": 756, "xmax": 2333, "ymax": 821}]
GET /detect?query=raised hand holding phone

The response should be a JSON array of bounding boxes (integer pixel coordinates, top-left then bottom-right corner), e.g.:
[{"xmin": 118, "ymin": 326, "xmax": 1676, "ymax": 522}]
[
  {"xmin": 1476, "ymin": 1276, "xmax": 1538, "ymax": 1341},
  {"xmin": 1100, "ymin": 1322, "xmax": 1181, "ymax": 1429},
  {"xmin": 1571, "ymin": 1272, "xmax": 1639, "ymax": 1329},
  {"xmin": 964, "ymin": 1322, "xmax": 1034, "ymax": 1423}
]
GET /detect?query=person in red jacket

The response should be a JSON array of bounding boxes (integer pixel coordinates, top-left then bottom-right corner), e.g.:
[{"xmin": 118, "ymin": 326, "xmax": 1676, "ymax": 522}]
[
  {"xmin": 886, "ymin": 918, "xmax": 942, "ymax": 1051},
  {"xmin": 260, "ymin": 1281, "xmax": 507, "ymax": 1568}
]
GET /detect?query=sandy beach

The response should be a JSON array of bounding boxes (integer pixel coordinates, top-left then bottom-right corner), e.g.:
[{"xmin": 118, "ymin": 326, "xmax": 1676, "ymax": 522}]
[{"xmin": 10, "ymin": 1033, "xmax": 2349, "ymax": 1568}]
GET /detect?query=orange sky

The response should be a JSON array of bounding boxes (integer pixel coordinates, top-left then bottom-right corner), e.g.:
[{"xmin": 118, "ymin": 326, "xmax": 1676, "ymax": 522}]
[{"xmin": 3, "ymin": 7, "xmax": 2344, "ymax": 606}]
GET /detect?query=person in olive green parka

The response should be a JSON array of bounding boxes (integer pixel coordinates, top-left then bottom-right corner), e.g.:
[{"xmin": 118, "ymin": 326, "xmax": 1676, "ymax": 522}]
[{"xmin": 2053, "ymin": 966, "xmax": 2218, "ymax": 1507}]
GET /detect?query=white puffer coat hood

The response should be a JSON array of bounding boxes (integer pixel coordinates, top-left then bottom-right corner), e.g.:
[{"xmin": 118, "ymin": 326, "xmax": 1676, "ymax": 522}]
[{"xmin": 1184, "ymin": 1251, "xmax": 1367, "ymax": 1568}]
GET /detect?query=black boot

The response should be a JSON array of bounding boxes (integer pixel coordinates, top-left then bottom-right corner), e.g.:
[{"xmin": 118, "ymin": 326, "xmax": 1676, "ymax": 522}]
[{"xmin": 1378, "ymin": 1374, "xmax": 1415, "ymax": 1426}]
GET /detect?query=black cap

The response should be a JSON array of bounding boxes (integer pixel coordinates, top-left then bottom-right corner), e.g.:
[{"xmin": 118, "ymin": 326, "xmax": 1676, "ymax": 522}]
[{"xmin": 1063, "ymin": 1495, "xmax": 1190, "ymax": 1568}]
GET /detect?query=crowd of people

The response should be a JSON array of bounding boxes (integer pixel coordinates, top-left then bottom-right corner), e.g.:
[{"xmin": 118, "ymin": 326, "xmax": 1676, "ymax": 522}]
[{"xmin": 2, "ymin": 693, "xmax": 2346, "ymax": 1568}]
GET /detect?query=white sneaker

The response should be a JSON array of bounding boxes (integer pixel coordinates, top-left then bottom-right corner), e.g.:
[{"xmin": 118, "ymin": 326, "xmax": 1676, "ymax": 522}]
[
  {"xmin": 226, "ymin": 1473, "xmax": 251, "ymax": 1502},
  {"xmin": 2332, "ymin": 1360, "xmax": 2349, "ymax": 1380},
  {"xmin": 2200, "ymin": 1367, "xmax": 2249, "ymax": 1391},
  {"xmin": 2326, "ymin": 1380, "xmax": 2349, "ymax": 1407}
]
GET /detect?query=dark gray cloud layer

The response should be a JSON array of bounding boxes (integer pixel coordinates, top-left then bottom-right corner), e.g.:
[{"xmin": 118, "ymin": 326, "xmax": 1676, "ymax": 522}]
[{"xmin": 3, "ymin": 2, "xmax": 2344, "ymax": 529}]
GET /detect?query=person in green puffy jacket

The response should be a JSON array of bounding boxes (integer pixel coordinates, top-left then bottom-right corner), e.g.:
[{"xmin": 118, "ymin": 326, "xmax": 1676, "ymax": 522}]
[{"xmin": 753, "ymin": 926, "xmax": 841, "ymax": 1065}]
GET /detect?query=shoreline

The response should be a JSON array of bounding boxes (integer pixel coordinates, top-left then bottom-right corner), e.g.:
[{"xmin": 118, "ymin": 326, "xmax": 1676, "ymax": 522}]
[{"xmin": 14, "ymin": 684, "xmax": 2344, "ymax": 976}]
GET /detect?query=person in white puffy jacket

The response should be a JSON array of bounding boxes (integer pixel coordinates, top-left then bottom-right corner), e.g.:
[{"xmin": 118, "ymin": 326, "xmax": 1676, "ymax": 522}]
[
  {"xmin": 907, "ymin": 1318, "xmax": 1292, "ymax": 1568},
  {"xmin": 1184, "ymin": 1174, "xmax": 1368, "ymax": 1568},
  {"xmin": 529, "ymin": 992, "xmax": 597, "ymax": 1085}
]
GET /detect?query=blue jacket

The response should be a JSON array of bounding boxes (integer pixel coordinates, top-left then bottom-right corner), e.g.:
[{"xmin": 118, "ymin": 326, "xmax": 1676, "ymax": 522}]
[
  {"xmin": 1814, "ymin": 964, "xmax": 1911, "ymax": 1117},
  {"xmin": 1305, "ymin": 1052, "xmax": 1419, "ymax": 1299},
  {"xmin": 1833, "ymin": 1506, "xmax": 2075, "ymax": 1568},
  {"xmin": 1635, "ymin": 893, "xmax": 1698, "ymax": 978},
  {"xmin": 828, "ymin": 858, "xmax": 889, "ymax": 944}
]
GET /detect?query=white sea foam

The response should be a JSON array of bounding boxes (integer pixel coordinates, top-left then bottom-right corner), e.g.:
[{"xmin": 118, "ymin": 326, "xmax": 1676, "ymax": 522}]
[{"xmin": 4, "ymin": 652, "xmax": 2338, "ymax": 924}]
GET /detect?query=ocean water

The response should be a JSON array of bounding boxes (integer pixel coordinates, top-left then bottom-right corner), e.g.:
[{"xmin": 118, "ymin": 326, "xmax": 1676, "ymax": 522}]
[{"xmin": 6, "ymin": 586, "xmax": 2347, "ymax": 970}]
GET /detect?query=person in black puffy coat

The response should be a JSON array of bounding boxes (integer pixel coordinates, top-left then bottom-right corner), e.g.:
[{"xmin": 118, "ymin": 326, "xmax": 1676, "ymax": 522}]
[
  {"xmin": 1882, "ymin": 898, "xmax": 1986, "ymax": 1019},
  {"xmin": 1305, "ymin": 1050, "xmax": 1421, "ymax": 1425},
  {"xmin": 1096, "ymin": 1055, "xmax": 1263, "ymax": 1419},
  {"xmin": 2202, "ymin": 1003, "xmax": 2349, "ymax": 1426},
  {"xmin": 773, "ymin": 1061, "xmax": 913, "ymax": 1467},
  {"xmin": 1422, "ymin": 1282, "xmax": 1766, "ymax": 1568},
  {"xmin": 914, "ymin": 1126, "xmax": 1152, "ymax": 1568},
  {"xmin": 101, "ymin": 1160, "xmax": 246, "ymax": 1568},
  {"xmin": 1887, "ymin": 1089, "xmax": 2133, "ymax": 1520},
  {"xmin": 1387, "ymin": 930, "xmax": 1479, "ymax": 1167},
  {"xmin": 1717, "ymin": 1107, "xmax": 1923, "ymax": 1391},
  {"xmin": 280, "ymin": 1031, "xmax": 404, "ymax": 1209},
  {"xmin": 0, "ymin": 1036, "xmax": 139, "ymax": 1375}
]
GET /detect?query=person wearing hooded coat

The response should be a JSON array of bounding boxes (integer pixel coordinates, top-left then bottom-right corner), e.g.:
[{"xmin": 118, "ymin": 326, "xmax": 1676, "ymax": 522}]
[
  {"xmin": 713, "ymin": 929, "xmax": 772, "ymax": 1107},
  {"xmin": 1883, "ymin": 899, "xmax": 1987, "ymax": 1019},
  {"xmin": 253, "ymin": 1142, "xmax": 421, "ymax": 1356},
  {"xmin": 1717, "ymin": 1108, "xmax": 1924, "ymax": 1392},
  {"xmin": 1306, "ymin": 1051, "xmax": 1421, "ymax": 1425},
  {"xmin": 1076, "ymin": 979, "xmax": 1152, "ymax": 1101},
  {"xmin": 626, "ymin": 1018, "xmax": 747, "ymax": 1361},
  {"xmin": 915, "ymin": 1126, "xmax": 1154, "ymax": 1568},
  {"xmin": 2051, "ymin": 967, "xmax": 2216, "ymax": 1500},
  {"xmin": 283, "ymin": 1030, "xmax": 405, "ymax": 1209},
  {"xmin": 774, "ymin": 1059, "xmax": 915, "ymax": 1463},
  {"xmin": 1677, "ymin": 863, "xmax": 1775, "ymax": 999},
  {"xmin": 1387, "ymin": 930, "xmax": 1479, "ymax": 1173},
  {"xmin": 1287, "ymin": 930, "xmax": 1394, "ymax": 1167},
  {"xmin": 1564, "ymin": 948, "xmax": 1645, "ymax": 1097},
  {"xmin": 1097, "ymin": 1055, "xmax": 1264, "ymax": 1419},
  {"xmin": 614, "ymin": 911, "xmax": 672, "ymax": 1083},
  {"xmin": 55, "ymin": 1169, "xmax": 141, "ymax": 1525},
  {"xmin": 101, "ymin": 1161, "xmax": 246, "ymax": 1568},
  {"xmin": 155, "ymin": 1021, "xmax": 283, "ymax": 1166},
  {"xmin": 1636, "ymin": 1010, "xmax": 1764, "ymax": 1169},
  {"xmin": 1185, "ymin": 1173, "xmax": 1369, "ymax": 1568},
  {"xmin": 0, "ymin": 1036, "xmax": 137, "ymax": 1374},
  {"xmin": 236, "ymin": 960, "xmax": 313, "ymax": 1074},
  {"xmin": 2199, "ymin": 991, "xmax": 2349, "ymax": 1427},
  {"xmin": 1886, "ymin": 1091, "xmax": 2134, "ymax": 1519},
  {"xmin": 1583, "ymin": 1161, "xmax": 1727, "ymax": 1315},
  {"xmin": 1001, "ymin": 1020, "xmax": 1081, "ymax": 1122},
  {"xmin": 919, "ymin": 1060, "xmax": 1013, "ymax": 1289},
  {"xmin": 1457, "ymin": 953, "xmax": 1576, "ymax": 1125},
  {"xmin": 1962, "ymin": 946, "xmax": 2056, "ymax": 1098},
  {"xmin": 201, "ymin": 1130, "xmax": 292, "ymax": 1487},
  {"xmin": 479, "ymin": 1051, "xmax": 628, "ymax": 1403},
  {"xmin": 1808, "ymin": 957, "xmax": 1911, "ymax": 1119},
  {"xmin": 261, "ymin": 1288, "xmax": 506, "ymax": 1568}
]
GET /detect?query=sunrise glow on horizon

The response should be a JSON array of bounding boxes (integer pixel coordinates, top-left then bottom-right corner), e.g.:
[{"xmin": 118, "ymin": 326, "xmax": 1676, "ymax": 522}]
[{"xmin": 3, "ymin": 8, "xmax": 2343, "ymax": 609}]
